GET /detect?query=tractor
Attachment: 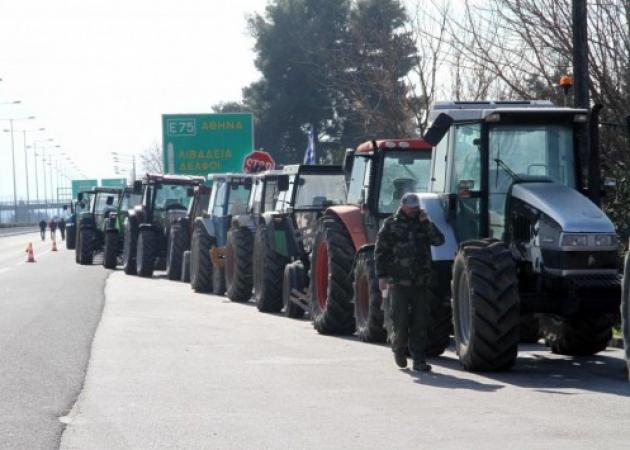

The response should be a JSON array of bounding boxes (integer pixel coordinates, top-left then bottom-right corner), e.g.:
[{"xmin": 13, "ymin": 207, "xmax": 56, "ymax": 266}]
[
  {"xmin": 418, "ymin": 100, "xmax": 620, "ymax": 371},
  {"xmin": 121, "ymin": 173, "xmax": 205, "ymax": 277},
  {"xmin": 101, "ymin": 187, "xmax": 143, "ymax": 269},
  {"xmin": 309, "ymin": 117, "xmax": 454, "ymax": 358},
  {"xmin": 224, "ymin": 170, "xmax": 286, "ymax": 303},
  {"xmin": 64, "ymin": 191, "xmax": 93, "ymax": 250},
  {"xmin": 189, "ymin": 173, "xmax": 252, "ymax": 295},
  {"xmin": 75, "ymin": 187, "xmax": 123, "ymax": 265},
  {"xmin": 258, "ymin": 165, "xmax": 346, "ymax": 316},
  {"xmin": 167, "ymin": 184, "xmax": 212, "ymax": 281}
]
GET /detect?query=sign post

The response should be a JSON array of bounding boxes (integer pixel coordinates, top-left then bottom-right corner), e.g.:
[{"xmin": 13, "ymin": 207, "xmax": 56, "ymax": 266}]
[{"xmin": 162, "ymin": 113, "xmax": 254, "ymax": 177}]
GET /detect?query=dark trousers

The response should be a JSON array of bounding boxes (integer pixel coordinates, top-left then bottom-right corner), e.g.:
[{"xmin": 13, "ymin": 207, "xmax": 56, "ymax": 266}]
[
  {"xmin": 390, "ymin": 284, "xmax": 431, "ymax": 363},
  {"xmin": 59, "ymin": 227, "xmax": 65, "ymax": 240}
]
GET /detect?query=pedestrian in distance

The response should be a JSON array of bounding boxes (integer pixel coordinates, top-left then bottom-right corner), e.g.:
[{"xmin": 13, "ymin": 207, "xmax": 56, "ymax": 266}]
[
  {"xmin": 49, "ymin": 218, "xmax": 57, "ymax": 240},
  {"xmin": 58, "ymin": 217, "xmax": 66, "ymax": 241},
  {"xmin": 38, "ymin": 219, "xmax": 47, "ymax": 241},
  {"xmin": 375, "ymin": 193, "xmax": 445, "ymax": 373}
]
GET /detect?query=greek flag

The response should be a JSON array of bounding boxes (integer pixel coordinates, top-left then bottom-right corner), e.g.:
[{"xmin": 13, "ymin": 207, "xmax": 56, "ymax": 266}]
[{"xmin": 303, "ymin": 127, "xmax": 316, "ymax": 164}]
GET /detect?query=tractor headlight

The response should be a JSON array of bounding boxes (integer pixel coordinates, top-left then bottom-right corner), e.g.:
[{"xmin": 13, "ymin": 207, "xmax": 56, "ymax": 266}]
[
  {"xmin": 594, "ymin": 234, "xmax": 617, "ymax": 247},
  {"xmin": 561, "ymin": 234, "xmax": 589, "ymax": 247}
]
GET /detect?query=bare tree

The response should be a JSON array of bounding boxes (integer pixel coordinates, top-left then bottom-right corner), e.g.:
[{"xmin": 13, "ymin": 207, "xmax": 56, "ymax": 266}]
[{"xmin": 140, "ymin": 142, "xmax": 163, "ymax": 174}]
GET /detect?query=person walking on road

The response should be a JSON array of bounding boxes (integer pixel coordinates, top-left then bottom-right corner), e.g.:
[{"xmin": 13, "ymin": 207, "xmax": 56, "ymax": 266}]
[
  {"xmin": 48, "ymin": 218, "xmax": 57, "ymax": 240},
  {"xmin": 58, "ymin": 217, "xmax": 66, "ymax": 241},
  {"xmin": 375, "ymin": 193, "xmax": 445, "ymax": 373},
  {"xmin": 39, "ymin": 219, "xmax": 47, "ymax": 241}
]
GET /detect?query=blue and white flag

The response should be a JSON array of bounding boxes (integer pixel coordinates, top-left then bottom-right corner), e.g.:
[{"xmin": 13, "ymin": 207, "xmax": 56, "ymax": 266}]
[{"xmin": 303, "ymin": 127, "xmax": 316, "ymax": 164}]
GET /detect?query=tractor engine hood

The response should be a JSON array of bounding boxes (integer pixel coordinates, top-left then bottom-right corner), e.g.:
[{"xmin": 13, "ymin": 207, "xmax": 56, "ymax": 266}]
[{"xmin": 510, "ymin": 182, "xmax": 614, "ymax": 233}]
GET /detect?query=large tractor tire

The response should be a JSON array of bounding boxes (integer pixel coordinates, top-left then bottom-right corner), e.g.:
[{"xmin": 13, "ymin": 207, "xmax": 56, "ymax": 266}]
[
  {"xmin": 225, "ymin": 226, "xmax": 253, "ymax": 303},
  {"xmin": 451, "ymin": 239, "xmax": 520, "ymax": 371},
  {"xmin": 212, "ymin": 265, "xmax": 226, "ymax": 295},
  {"xmin": 78, "ymin": 228, "xmax": 94, "ymax": 265},
  {"xmin": 122, "ymin": 218, "xmax": 138, "ymax": 275},
  {"xmin": 74, "ymin": 229, "xmax": 81, "ymax": 263},
  {"xmin": 103, "ymin": 231, "xmax": 118, "ymax": 269},
  {"xmin": 136, "ymin": 228, "xmax": 158, "ymax": 278},
  {"xmin": 540, "ymin": 314, "xmax": 613, "ymax": 356},
  {"xmin": 166, "ymin": 222, "xmax": 189, "ymax": 281},
  {"xmin": 309, "ymin": 215, "xmax": 355, "ymax": 335},
  {"xmin": 381, "ymin": 280, "xmax": 452, "ymax": 357},
  {"xmin": 623, "ymin": 251, "xmax": 630, "ymax": 378},
  {"xmin": 181, "ymin": 250, "xmax": 191, "ymax": 282},
  {"xmin": 190, "ymin": 226, "xmax": 212, "ymax": 293},
  {"xmin": 283, "ymin": 262, "xmax": 306, "ymax": 319},
  {"xmin": 254, "ymin": 223, "xmax": 288, "ymax": 313},
  {"xmin": 353, "ymin": 250, "xmax": 386, "ymax": 342},
  {"xmin": 66, "ymin": 224, "xmax": 76, "ymax": 250}
]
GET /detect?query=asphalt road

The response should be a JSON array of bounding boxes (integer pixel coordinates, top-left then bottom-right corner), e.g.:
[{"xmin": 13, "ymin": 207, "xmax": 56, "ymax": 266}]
[
  {"xmin": 60, "ymin": 269, "xmax": 630, "ymax": 449},
  {"xmin": 0, "ymin": 232, "xmax": 108, "ymax": 450}
]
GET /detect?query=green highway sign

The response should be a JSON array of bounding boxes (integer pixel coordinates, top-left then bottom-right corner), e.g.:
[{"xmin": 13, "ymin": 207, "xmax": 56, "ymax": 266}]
[
  {"xmin": 162, "ymin": 113, "xmax": 254, "ymax": 176},
  {"xmin": 101, "ymin": 178, "xmax": 127, "ymax": 188},
  {"xmin": 71, "ymin": 179, "xmax": 98, "ymax": 198}
]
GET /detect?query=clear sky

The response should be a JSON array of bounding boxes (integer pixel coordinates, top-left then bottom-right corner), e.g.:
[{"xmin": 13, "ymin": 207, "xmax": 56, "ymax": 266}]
[{"xmin": 0, "ymin": 0, "xmax": 264, "ymax": 202}]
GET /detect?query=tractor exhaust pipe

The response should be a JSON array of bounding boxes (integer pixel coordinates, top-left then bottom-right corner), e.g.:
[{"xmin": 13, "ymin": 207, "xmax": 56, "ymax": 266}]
[{"xmin": 588, "ymin": 104, "xmax": 603, "ymax": 206}]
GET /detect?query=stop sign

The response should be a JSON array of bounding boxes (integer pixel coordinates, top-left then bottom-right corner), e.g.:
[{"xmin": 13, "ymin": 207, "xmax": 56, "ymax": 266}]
[{"xmin": 243, "ymin": 150, "xmax": 275, "ymax": 173}]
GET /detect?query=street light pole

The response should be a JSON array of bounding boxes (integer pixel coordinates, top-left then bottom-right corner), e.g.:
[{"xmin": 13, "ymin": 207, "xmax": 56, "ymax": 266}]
[{"xmin": 9, "ymin": 119, "xmax": 18, "ymax": 222}]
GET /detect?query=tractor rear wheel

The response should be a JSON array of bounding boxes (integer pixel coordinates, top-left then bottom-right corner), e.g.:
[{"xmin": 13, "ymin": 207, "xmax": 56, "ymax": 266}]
[
  {"xmin": 540, "ymin": 314, "xmax": 613, "ymax": 356},
  {"xmin": 225, "ymin": 226, "xmax": 254, "ymax": 302},
  {"xmin": 122, "ymin": 218, "xmax": 138, "ymax": 275},
  {"xmin": 190, "ymin": 226, "xmax": 212, "ymax": 293},
  {"xmin": 254, "ymin": 223, "xmax": 288, "ymax": 312},
  {"xmin": 166, "ymin": 221, "xmax": 189, "ymax": 281},
  {"xmin": 66, "ymin": 224, "xmax": 76, "ymax": 249},
  {"xmin": 78, "ymin": 228, "xmax": 94, "ymax": 265},
  {"xmin": 283, "ymin": 262, "xmax": 306, "ymax": 319},
  {"xmin": 103, "ymin": 231, "xmax": 118, "ymax": 269},
  {"xmin": 309, "ymin": 215, "xmax": 355, "ymax": 335},
  {"xmin": 136, "ymin": 228, "xmax": 157, "ymax": 278},
  {"xmin": 452, "ymin": 239, "xmax": 520, "ymax": 371},
  {"xmin": 623, "ymin": 251, "xmax": 630, "ymax": 378},
  {"xmin": 353, "ymin": 250, "xmax": 386, "ymax": 342}
]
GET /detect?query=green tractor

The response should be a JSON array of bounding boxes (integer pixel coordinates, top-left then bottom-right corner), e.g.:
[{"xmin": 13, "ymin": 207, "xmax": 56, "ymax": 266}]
[
  {"xmin": 75, "ymin": 187, "xmax": 123, "ymax": 265},
  {"xmin": 122, "ymin": 173, "xmax": 205, "ymax": 278},
  {"xmin": 102, "ymin": 187, "xmax": 143, "ymax": 269}
]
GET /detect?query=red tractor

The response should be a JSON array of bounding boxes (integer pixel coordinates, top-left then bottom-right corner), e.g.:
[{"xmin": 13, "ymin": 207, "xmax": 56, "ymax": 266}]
[{"xmin": 309, "ymin": 116, "xmax": 453, "ymax": 356}]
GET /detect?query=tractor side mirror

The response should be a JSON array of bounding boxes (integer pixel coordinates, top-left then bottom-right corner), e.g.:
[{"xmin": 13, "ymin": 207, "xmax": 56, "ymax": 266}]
[
  {"xmin": 423, "ymin": 113, "xmax": 454, "ymax": 147},
  {"xmin": 602, "ymin": 177, "xmax": 617, "ymax": 196},
  {"xmin": 278, "ymin": 175, "xmax": 290, "ymax": 192},
  {"xmin": 457, "ymin": 179, "xmax": 475, "ymax": 198},
  {"xmin": 77, "ymin": 193, "xmax": 84, "ymax": 201},
  {"xmin": 187, "ymin": 187, "xmax": 195, "ymax": 197},
  {"xmin": 132, "ymin": 180, "xmax": 143, "ymax": 194},
  {"xmin": 106, "ymin": 196, "xmax": 115, "ymax": 206}
]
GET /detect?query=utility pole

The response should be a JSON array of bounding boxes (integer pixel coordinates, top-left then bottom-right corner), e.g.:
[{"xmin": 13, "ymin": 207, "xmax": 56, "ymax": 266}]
[
  {"xmin": 9, "ymin": 119, "xmax": 18, "ymax": 222},
  {"xmin": 572, "ymin": 0, "xmax": 589, "ymax": 110}
]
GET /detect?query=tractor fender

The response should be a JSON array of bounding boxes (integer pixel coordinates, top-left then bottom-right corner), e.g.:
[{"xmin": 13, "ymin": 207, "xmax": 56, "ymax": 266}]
[
  {"xmin": 416, "ymin": 193, "xmax": 457, "ymax": 262},
  {"xmin": 128, "ymin": 207, "xmax": 144, "ymax": 225},
  {"xmin": 194, "ymin": 216, "xmax": 216, "ymax": 242},
  {"xmin": 231, "ymin": 213, "xmax": 256, "ymax": 232},
  {"xmin": 259, "ymin": 212, "xmax": 300, "ymax": 259},
  {"xmin": 323, "ymin": 205, "xmax": 367, "ymax": 251},
  {"xmin": 79, "ymin": 214, "xmax": 96, "ymax": 230},
  {"xmin": 105, "ymin": 215, "xmax": 118, "ymax": 232}
]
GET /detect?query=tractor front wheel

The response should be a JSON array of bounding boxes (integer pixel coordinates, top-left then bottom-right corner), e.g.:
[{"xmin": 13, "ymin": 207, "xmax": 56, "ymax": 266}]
[
  {"xmin": 136, "ymin": 228, "xmax": 157, "ymax": 278},
  {"xmin": 103, "ymin": 231, "xmax": 118, "ymax": 269},
  {"xmin": 78, "ymin": 228, "xmax": 94, "ymax": 265},
  {"xmin": 283, "ymin": 262, "xmax": 306, "ymax": 319},
  {"xmin": 353, "ymin": 250, "xmax": 386, "ymax": 342},
  {"xmin": 540, "ymin": 314, "xmax": 613, "ymax": 356},
  {"xmin": 254, "ymin": 223, "xmax": 288, "ymax": 312},
  {"xmin": 166, "ymin": 221, "xmax": 189, "ymax": 281},
  {"xmin": 452, "ymin": 239, "xmax": 520, "ymax": 371},
  {"xmin": 190, "ymin": 226, "xmax": 212, "ymax": 293},
  {"xmin": 225, "ymin": 226, "xmax": 254, "ymax": 303}
]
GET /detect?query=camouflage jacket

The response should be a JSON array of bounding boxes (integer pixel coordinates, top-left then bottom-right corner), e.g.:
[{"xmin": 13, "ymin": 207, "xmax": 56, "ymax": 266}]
[{"xmin": 374, "ymin": 208, "xmax": 445, "ymax": 286}]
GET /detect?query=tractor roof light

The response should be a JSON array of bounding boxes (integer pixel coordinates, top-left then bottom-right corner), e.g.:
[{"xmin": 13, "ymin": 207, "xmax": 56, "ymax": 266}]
[
  {"xmin": 574, "ymin": 114, "xmax": 589, "ymax": 123},
  {"xmin": 485, "ymin": 113, "xmax": 501, "ymax": 122},
  {"xmin": 559, "ymin": 75, "xmax": 573, "ymax": 89}
]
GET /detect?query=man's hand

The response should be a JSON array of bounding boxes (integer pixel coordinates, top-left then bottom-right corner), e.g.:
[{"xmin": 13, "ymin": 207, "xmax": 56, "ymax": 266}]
[
  {"xmin": 418, "ymin": 208, "xmax": 428, "ymax": 222},
  {"xmin": 378, "ymin": 278, "xmax": 389, "ymax": 292}
]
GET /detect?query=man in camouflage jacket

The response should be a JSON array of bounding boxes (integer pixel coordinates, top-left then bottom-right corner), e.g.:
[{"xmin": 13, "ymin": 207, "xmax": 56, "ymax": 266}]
[{"xmin": 375, "ymin": 193, "xmax": 445, "ymax": 372}]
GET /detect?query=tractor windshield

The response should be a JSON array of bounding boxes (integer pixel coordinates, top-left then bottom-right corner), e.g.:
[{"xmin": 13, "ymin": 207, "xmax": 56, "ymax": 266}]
[
  {"xmin": 226, "ymin": 183, "xmax": 251, "ymax": 215},
  {"xmin": 488, "ymin": 124, "xmax": 576, "ymax": 237},
  {"xmin": 121, "ymin": 191, "xmax": 142, "ymax": 211},
  {"xmin": 154, "ymin": 184, "xmax": 192, "ymax": 211},
  {"xmin": 294, "ymin": 173, "xmax": 346, "ymax": 209},
  {"xmin": 378, "ymin": 151, "xmax": 432, "ymax": 214},
  {"xmin": 94, "ymin": 192, "xmax": 118, "ymax": 214}
]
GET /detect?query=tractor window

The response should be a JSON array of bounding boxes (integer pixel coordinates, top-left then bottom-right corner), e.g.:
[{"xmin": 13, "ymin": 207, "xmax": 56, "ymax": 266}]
[
  {"xmin": 276, "ymin": 175, "xmax": 296, "ymax": 211},
  {"xmin": 211, "ymin": 181, "xmax": 227, "ymax": 216},
  {"xmin": 431, "ymin": 135, "xmax": 448, "ymax": 192},
  {"xmin": 226, "ymin": 183, "xmax": 251, "ymax": 215},
  {"xmin": 263, "ymin": 179, "xmax": 280, "ymax": 212},
  {"xmin": 154, "ymin": 184, "xmax": 191, "ymax": 211},
  {"xmin": 346, "ymin": 156, "xmax": 368, "ymax": 204},
  {"xmin": 249, "ymin": 179, "xmax": 263, "ymax": 213},
  {"xmin": 121, "ymin": 192, "xmax": 141, "ymax": 211},
  {"xmin": 294, "ymin": 174, "xmax": 346, "ymax": 209},
  {"xmin": 488, "ymin": 124, "xmax": 575, "ymax": 238},
  {"xmin": 378, "ymin": 151, "xmax": 432, "ymax": 214}
]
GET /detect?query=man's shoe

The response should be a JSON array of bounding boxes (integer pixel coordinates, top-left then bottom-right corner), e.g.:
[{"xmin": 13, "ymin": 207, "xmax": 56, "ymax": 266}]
[
  {"xmin": 412, "ymin": 362, "xmax": 432, "ymax": 373},
  {"xmin": 394, "ymin": 352, "xmax": 407, "ymax": 368}
]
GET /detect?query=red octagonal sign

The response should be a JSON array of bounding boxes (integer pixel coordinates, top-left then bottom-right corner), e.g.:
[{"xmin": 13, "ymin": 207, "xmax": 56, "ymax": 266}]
[{"xmin": 243, "ymin": 150, "xmax": 275, "ymax": 174}]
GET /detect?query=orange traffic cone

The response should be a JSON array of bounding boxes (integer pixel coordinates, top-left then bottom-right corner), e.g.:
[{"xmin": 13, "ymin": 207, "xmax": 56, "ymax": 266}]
[
  {"xmin": 52, "ymin": 239, "xmax": 58, "ymax": 252},
  {"xmin": 25, "ymin": 242, "xmax": 35, "ymax": 263}
]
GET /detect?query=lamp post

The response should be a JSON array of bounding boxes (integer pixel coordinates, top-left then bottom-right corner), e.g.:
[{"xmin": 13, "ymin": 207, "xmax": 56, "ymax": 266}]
[
  {"xmin": 31, "ymin": 138, "xmax": 54, "ymax": 205},
  {"xmin": 40, "ymin": 144, "xmax": 60, "ymax": 214},
  {"xmin": 0, "ymin": 115, "xmax": 35, "ymax": 222},
  {"xmin": 111, "ymin": 152, "xmax": 137, "ymax": 183}
]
